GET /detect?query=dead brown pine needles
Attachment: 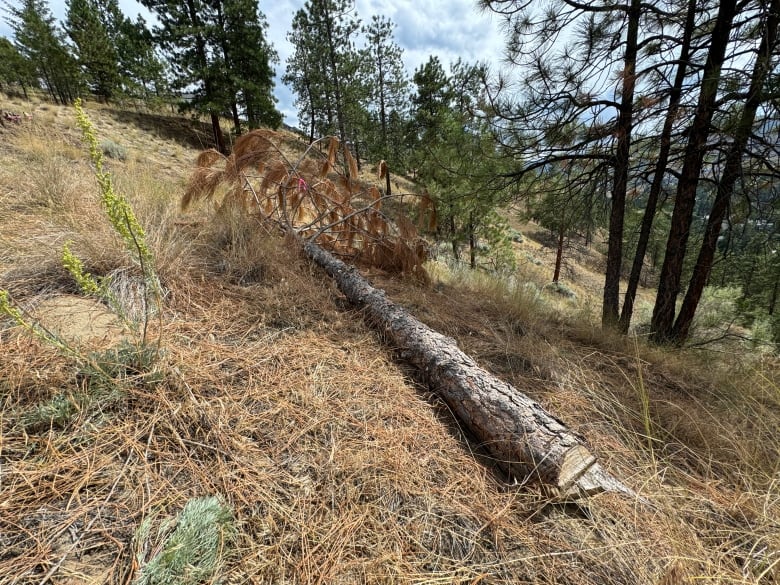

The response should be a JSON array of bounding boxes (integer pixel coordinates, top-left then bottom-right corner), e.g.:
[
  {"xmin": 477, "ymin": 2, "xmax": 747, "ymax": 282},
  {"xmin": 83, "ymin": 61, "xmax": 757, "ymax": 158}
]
[{"xmin": 182, "ymin": 131, "xmax": 430, "ymax": 283}]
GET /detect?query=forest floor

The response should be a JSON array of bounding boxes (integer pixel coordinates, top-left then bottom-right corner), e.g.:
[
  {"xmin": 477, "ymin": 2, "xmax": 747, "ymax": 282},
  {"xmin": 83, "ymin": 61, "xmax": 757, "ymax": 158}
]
[{"xmin": 1, "ymin": 95, "xmax": 779, "ymax": 584}]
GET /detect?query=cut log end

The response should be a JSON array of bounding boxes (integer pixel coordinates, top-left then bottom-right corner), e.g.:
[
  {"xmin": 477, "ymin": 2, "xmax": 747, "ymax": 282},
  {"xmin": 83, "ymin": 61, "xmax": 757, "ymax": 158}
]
[{"xmin": 557, "ymin": 445, "xmax": 597, "ymax": 492}]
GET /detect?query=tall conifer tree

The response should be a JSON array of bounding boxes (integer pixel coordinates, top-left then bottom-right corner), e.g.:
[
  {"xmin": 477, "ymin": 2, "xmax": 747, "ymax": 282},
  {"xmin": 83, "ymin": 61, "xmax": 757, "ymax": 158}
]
[
  {"xmin": 141, "ymin": 0, "xmax": 279, "ymax": 151},
  {"xmin": 363, "ymin": 15, "xmax": 408, "ymax": 195},
  {"xmin": 284, "ymin": 0, "xmax": 361, "ymax": 163},
  {"xmin": 5, "ymin": 0, "xmax": 82, "ymax": 104},
  {"xmin": 65, "ymin": 0, "xmax": 120, "ymax": 100}
]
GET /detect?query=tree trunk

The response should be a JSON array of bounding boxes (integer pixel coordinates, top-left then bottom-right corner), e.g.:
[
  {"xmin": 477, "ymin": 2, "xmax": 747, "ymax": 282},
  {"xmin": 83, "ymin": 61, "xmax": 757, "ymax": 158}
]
[
  {"xmin": 650, "ymin": 0, "xmax": 737, "ymax": 343},
  {"xmin": 231, "ymin": 102, "xmax": 242, "ymax": 137},
  {"xmin": 302, "ymin": 239, "xmax": 636, "ymax": 498},
  {"xmin": 210, "ymin": 112, "xmax": 227, "ymax": 155},
  {"xmin": 618, "ymin": 0, "xmax": 696, "ymax": 334},
  {"xmin": 450, "ymin": 214, "xmax": 460, "ymax": 261},
  {"xmin": 602, "ymin": 0, "xmax": 641, "ymax": 329},
  {"xmin": 553, "ymin": 225, "xmax": 565, "ymax": 283},
  {"xmin": 186, "ymin": 0, "xmax": 226, "ymax": 155},
  {"xmin": 379, "ymin": 56, "xmax": 391, "ymax": 198},
  {"xmin": 769, "ymin": 272, "xmax": 778, "ymax": 316},
  {"xmin": 322, "ymin": 5, "xmax": 350, "ymax": 176},
  {"xmin": 469, "ymin": 214, "xmax": 476, "ymax": 269},
  {"xmin": 353, "ymin": 136, "xmax": 363, "ymax": 172},
  {"xmin": 385, "ymin": 167, "xmax": 392, "ymax": 197},
  {"xmin": 670, "ymin": 0, "xmax": 779, "ymax": 344}
]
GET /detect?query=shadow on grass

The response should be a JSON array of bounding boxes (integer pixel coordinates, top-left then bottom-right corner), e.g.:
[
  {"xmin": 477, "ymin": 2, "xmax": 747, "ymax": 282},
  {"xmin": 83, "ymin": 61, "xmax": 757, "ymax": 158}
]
[{"xmin": 103, "ymin": 107, "xmax": 227, "ymax": 151}]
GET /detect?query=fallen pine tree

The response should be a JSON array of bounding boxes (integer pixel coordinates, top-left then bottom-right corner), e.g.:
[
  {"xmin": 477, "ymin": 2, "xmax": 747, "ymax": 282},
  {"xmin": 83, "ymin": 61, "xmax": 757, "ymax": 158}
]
[
  {"xmin": 183, "ymin": 131, "xmax": 639, "ymax": 499},
  {"xmin": 302, "ymin": 239, "xmax": 636, "ymax": 498}
]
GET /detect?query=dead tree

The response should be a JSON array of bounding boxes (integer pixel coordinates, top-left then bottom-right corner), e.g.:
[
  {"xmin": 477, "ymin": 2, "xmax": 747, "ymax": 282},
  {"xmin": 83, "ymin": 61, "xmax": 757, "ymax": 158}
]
[
  {"xmin": 303, "ymin": 239, "xmax": 636, "ymax": 498},
  {"xmin": 184, "ymin": 131, "xmax": 640, "ymax": 499}
]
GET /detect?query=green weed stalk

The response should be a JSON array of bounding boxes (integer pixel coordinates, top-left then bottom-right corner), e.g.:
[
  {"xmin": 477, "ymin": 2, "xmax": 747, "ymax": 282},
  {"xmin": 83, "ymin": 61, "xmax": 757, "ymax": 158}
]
[{"xmin": 72, "ymin": 98, "xmax": 162, "ymax": 348}]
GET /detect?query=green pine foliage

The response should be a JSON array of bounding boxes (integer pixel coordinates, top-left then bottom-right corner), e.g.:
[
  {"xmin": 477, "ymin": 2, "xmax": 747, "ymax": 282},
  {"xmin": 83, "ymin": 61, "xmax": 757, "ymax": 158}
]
[
  {"xmin": 115, "ymin": 15, "xmax": 170, "ymax": 101},
  {"xmin": 133, "ymin": 496, "xmax": 236, "ymax": 585},
  {"xmin": 412, "ymin": 58, "xmax": 513, "ymax": 270},
  {"xmin": 140, "ymin": 0, "xmax": 280, "ymax": 133},
  {"xmin": 0, "ymin": 36, "xmax": 36, "ymax": 96},
  {"xmin": 361, "ymin": 14, "xmax": 408, "ymax": 188},
  {"xmin": 284, "ymin": 0, "xmax": 362, "ymax": 145},
  {"xmin": 5, "ymin": 0, "xmax": 83, "ymax": 104},
  {"xmin": 65, "ymin": 0, "xmax": 121, "ymax": 100},
  {"xmin": 220, "ymin": 0, "xmax": 281, "ymax": 130}
]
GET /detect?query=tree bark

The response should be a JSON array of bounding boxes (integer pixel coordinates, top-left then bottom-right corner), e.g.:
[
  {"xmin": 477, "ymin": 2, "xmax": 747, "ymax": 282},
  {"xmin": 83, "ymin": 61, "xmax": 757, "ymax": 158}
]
[
  {"xmin": 670, "ymin": 0, "xmax": 780, "ymax": 343},
  {"xmin": 230, "ymin": 102, "xmax": 242, "ymax": 137},
  {"xmin": 553, "ymin": 225, "xmax": 565, "ymax": 283},
  {"xmin": 601, "ymin": 0, "xmax": 641, "ymax": 329},
  {"xmin": 468, "ymin": 214, "xmax": 476, "ymax": 269},
  {"xmin": 210, "ymin": 112, "xmax": 227, "ymax": 155},
  {"xmin": 302, "ymin": 239, "xmax": 636, "ymax": 498},
  {"xmin": 321, "ymin": 3, "xmax": 350, "ymax": 176},
  {"xmin": 618, "ymin": 0, "xmax": 696, "ymax": 334},
  {"xmin": 650, "ymin": 0, "xmax": 737, "ymax": 342}
]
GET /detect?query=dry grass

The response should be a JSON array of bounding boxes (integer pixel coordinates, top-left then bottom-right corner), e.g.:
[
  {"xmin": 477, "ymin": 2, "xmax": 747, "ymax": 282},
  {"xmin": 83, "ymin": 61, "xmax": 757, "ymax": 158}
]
[{"xmin": 1, "ymin": 97, "xmax": 779, "ymax": 585}]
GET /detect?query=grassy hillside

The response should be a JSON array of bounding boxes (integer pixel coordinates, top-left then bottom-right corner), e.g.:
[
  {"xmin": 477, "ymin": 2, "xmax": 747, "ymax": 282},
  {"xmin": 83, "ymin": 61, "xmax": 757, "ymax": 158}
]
[{"xmin": 1, "ymin": 97, "xmax": 779, "ymax": 584}]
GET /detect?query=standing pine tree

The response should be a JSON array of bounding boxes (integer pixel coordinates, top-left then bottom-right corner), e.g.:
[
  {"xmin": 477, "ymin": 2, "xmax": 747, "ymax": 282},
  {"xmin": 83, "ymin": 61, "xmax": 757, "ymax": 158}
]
[
  {"xmin": 649, "ymin": 0, "xmax": 739, "ymax": 343},
  {"xmin": 284, "ymin": 7, "xmax": 331, "ymax": 142},
  {"xmin": 411, "ymin": 58, "xmax": 512, "ymax": 268},
  {"xmin": 410, "ymin": 55, "xmax": 453, "ymax": 171},
  {"xmin": 665, "ymin": 0, "xmax": 780, "ymax": 343},
  {"xmin": 216, "ymin": 0, "xmax": 281, "ymax": 133},
  {"xmin": 141, "ymin": 0, "xmax": 279, "ymax": 150},
  {"xmin": 115, "ymin": 15, "xmax": 169, "ymax": 102},
  {"xmin": 0, "ymin": 35, "xmax": 36, "ymax": 98},
  {"xmin": 65, "ymin": 0, "xmax": 120, "ymax": 101},
  {"xmin": 362, "ymin": 15, "xmax": 408, "ymax": 195},
  {"xmin": 284, "ymin": 0, "xmax": 361, "ymax": 169},
  {"xmin": 140, "ymin": 0, "xmax": 226, "ymax": 152},
  {"xmin": 5, "ymin": 0, "xmax": 82, "ymax": 104}
]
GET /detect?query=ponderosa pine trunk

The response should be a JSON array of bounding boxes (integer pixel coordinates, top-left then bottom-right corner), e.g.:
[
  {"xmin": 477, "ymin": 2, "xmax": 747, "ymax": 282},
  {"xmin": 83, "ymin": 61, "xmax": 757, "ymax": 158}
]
[
  {"xmin": 185, "ymin": 0, "xmax": 227, "ymax": 155},
  {"xmin": 602, "ymin": 0, "xmax": 641, "ymax": 329},
  {"xmin": 377, "ymin": 52, "xmax": 393, "ymax": 197},
  {"xmin": 618, "ymin": 0, "xmax": 696, "ymax": 334},
  {"xmin": 650, "ymin": 0, "xmax": 737, "ymax": 343},
  {"xmin": 670, "ymin": 0, "xmax": 779, "ymax": 343},
  {"xmin": 302, "ymin": 239, "xmax": 637, "ymax": 498},
  {"xmin": 230, "ymin": 102, "xmax": 242, "ymax": 136},
  {"xmin": 322, "ymin": 3, "xmax": 350, "ymax": 176},
  {"xmin": 553, "ymin": 225, "xmax": 565, "ymax": 283},
  {"xmin": 469, "ymin": 214, "xmax": 476, "ymax": 269},
  {"xmin": 210, "ymin": 112, "xmax": 227, "ymax": 155}
]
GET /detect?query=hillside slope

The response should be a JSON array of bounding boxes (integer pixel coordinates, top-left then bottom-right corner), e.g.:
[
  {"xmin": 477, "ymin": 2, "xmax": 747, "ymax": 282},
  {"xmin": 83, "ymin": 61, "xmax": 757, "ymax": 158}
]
[{"xmin": 1, "ymin": 98, "xmax": 779, "ymax": 584}]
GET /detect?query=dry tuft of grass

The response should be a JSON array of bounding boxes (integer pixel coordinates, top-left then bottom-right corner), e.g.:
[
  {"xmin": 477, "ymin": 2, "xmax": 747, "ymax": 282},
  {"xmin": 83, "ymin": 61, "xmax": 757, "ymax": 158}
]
[{"xmin": 1, "ymin": 98, "xmax": 779, "ymax": 585}]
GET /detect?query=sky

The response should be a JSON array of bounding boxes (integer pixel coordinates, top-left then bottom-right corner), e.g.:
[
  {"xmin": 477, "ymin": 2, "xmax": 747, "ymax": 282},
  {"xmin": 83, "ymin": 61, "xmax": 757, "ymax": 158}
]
[{"xmin": 1, "ymin": 0, "xmax": 508, "ymax": 127}]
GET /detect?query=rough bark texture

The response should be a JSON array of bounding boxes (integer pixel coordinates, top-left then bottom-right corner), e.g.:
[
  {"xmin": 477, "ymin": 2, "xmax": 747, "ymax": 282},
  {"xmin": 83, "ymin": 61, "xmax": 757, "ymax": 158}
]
[
  {"xmin": 671, "ymin": 0, "xmax": 780, "ymax": 343},
  {"xmin": 303, "ymin": 240, "xmax": 636, "ymax": 499},
  {"xmin": 650, "ymin": 0, "xmax": 737, "ymax": 342},
  {"xmin": 618, "ymin": 0, "xmax": 696, "ymax": 334},
  {"xmin": 601, "ymin": 0, "xmax": 641, "ymax": 329}
]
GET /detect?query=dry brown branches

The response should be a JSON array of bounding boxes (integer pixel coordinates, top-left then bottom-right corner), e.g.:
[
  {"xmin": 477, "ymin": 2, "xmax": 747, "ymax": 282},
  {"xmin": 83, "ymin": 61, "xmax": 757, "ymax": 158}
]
[{"xmin": 183, "ymin": 131, "xmax": 429, "ymax": 281}]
